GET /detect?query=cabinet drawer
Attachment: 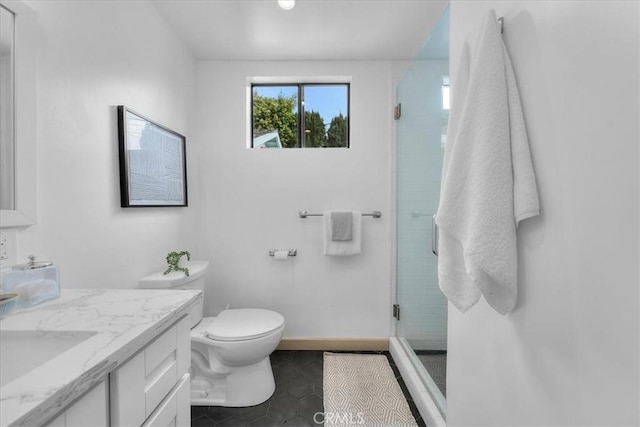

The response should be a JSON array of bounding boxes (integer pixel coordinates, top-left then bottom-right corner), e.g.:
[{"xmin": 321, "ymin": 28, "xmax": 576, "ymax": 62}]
[
  {"xmin": 145, "ymin": 326, "xmax": 176, "ymax": 376},
  {"xmin": 145, "ymin": 326, "xmax": 178, "ymax": 415},
  {"xmin": 142, "ymin": 374, "xmax": 190, "ymax": 427},
  {"xmin": 145, "ymin": 358, "xmax": 177, "ymax": 417}
]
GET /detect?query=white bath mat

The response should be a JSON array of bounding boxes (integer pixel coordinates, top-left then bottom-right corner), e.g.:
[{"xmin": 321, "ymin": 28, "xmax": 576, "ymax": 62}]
[{"xmin": 323, "ymin": 352, "xmax": 418, "ymax": 427}]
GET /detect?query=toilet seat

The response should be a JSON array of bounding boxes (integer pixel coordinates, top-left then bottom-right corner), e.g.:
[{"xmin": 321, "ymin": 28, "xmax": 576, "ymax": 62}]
[{"xmin": 204, "ymin": 309, "xmax": 284, "ymax": 342}]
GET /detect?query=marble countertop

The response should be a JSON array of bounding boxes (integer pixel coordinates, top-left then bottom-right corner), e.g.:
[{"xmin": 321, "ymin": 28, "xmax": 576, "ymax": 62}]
[{"xmin": 0, "ymin": 288, "xmax": 202, "ymax": 427}]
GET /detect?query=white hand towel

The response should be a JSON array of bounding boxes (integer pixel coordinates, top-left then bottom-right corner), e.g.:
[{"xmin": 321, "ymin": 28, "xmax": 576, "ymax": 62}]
[
  {"xmin": 323, "ymin": 211, "xmax": 362, "ymax": 256},
  {"xmin": 435, "ymin": 10, "xmax": 540, "ymax": 315}
]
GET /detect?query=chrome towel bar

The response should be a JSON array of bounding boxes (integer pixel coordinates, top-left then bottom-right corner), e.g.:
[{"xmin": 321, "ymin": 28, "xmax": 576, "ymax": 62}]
[{"xmin": 298, "ymin": 211, "xmax": 382, "ymax": 219}]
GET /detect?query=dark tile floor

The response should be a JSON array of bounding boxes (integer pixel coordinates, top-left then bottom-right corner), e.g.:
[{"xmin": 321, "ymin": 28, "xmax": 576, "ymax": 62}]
[
  {"xmin": 191, "ymin": 350, "xmax": 425, "ymax": 426},
  {"xmin": 416, "ymin": 351, "xmax": 447, "ymax": 397}
]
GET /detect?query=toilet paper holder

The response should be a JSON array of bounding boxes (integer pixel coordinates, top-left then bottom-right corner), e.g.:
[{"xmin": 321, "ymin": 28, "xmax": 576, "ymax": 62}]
[{"xmin": 268, "ymin": 249, "xmax": 297, "ymax": 257}]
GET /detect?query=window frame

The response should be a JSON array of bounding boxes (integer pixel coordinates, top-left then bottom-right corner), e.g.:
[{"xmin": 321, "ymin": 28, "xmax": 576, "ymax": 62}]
[{"xmin": 250, "ymin": 82, "xmax": 350, "ymax": 149}]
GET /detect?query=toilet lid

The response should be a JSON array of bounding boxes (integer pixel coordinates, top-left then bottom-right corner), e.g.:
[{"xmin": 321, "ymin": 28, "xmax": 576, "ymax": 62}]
[{"xmin": 205, "ymin": 309, "xmax": 284, "ymax": 341}]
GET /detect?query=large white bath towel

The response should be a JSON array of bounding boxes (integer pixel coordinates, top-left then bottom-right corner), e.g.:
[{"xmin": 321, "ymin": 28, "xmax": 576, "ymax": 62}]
[{"xmin": 435, "ymin": 10, "xmax": 539, "ymax": 314}]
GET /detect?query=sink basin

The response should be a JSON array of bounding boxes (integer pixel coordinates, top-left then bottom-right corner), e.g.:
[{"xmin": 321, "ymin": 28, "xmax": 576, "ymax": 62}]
[{"xmin": 0, "ymin": 330, "xmax": 97, "ymax": 387}]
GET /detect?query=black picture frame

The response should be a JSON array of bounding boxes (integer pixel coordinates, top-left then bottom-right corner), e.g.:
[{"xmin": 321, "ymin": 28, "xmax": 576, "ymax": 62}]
[{"xmin": 117, "ymin": 106, "xmax": 188, "ymax": 207}]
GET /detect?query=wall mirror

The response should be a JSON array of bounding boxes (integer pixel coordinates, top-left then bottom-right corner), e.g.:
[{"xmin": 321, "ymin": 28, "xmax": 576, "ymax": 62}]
[{"xmin": 0, "ymin": 0, "xmax": 37, "ymax": 228}]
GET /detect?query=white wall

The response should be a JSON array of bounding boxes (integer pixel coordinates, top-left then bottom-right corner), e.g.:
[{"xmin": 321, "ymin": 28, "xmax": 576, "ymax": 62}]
[
  {"xmin": 197, "ymin": 61, "xmax": 393, "ymax": 338},
  {"xmin": 14, "ymin": 1, "xmax": 201, "ymax": 288},
  {"xmin": 447, "ymin": 1, "xmax": 639, "ymax": 426}
]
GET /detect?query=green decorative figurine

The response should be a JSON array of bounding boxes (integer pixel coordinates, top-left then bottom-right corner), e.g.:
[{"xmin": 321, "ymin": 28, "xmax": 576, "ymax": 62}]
[{"xmin": 163, "ymin": 250, "xmax": 191, "ymax": 276}]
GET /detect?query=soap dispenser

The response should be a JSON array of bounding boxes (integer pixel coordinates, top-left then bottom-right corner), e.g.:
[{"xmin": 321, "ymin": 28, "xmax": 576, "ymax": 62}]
[{"xmin": 1, "ymin": 255, "xmax": 60, "ymax": 308}]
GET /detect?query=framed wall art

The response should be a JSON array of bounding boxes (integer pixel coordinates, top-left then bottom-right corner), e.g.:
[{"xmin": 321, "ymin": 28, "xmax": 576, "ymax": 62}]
[{"xmin": 117, "ymin": 106, "xmax": 188, "ymax": 207}]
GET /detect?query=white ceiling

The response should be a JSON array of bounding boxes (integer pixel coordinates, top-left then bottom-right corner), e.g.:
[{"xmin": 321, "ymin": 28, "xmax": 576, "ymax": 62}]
[{"xmin": 151, "ymin": 0, "xmax": 449, "ymax": 61}]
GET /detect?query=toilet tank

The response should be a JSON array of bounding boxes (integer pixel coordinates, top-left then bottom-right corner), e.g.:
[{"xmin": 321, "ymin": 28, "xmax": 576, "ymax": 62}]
[{"xmin": 139, "ymin": 260, "xmax": 209, "ymax": 327}]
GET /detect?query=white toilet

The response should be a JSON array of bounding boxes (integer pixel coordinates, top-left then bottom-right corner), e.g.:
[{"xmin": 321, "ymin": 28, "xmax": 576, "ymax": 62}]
[{"xmin": 139, "ymin": 260, "xmax": 285, "ymax": 407}]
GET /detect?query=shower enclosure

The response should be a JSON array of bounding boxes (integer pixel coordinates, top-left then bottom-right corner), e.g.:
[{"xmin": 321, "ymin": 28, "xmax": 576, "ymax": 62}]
[{"xmin": 391, "ymin": 7, "xmax": 449, "ymax": 423}]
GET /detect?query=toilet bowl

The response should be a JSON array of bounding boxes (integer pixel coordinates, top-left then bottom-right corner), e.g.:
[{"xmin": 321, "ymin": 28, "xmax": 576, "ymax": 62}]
[{"xmin": 139, "ymin": 260, "xmax": 285, "ymax": 407}]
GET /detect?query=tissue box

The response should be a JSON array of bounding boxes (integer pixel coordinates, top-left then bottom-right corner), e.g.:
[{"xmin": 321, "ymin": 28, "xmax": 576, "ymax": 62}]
[{"xmin": 1, "ymin": 265, "xmax": 60, "ymax": 308}]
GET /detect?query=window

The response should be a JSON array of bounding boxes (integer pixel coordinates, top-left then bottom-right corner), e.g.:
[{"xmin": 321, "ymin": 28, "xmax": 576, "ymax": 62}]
[{"xmin": 251, "ymin": 83, "xmax": 349, "ymax": 148}]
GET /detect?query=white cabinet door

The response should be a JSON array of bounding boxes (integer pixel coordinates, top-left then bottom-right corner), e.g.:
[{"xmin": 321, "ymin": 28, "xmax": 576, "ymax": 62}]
[
  {"xmin": 47, "ymin": 379, "xmax": 108, "ymax": 427},
  {"xmin": 110, "ymin": 350, "xmax": 146, "ymax": 426}
]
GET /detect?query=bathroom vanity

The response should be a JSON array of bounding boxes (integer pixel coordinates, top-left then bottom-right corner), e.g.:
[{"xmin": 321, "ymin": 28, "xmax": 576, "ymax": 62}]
[{"xmin": 0, "ymin": 288, "xmax": 202, "ymax": 427}]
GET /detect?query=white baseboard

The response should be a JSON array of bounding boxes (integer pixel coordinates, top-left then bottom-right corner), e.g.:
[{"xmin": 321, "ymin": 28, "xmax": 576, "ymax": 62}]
[{"xmin": 277, "ymin": 338, "xmax": 389, "ymax": 351}]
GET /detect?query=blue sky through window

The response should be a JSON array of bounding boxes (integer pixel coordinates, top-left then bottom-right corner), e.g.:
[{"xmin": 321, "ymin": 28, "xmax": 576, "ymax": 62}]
[{"xmin": 304, "ymin": 85, "xmax": 348, "ymax": 126}]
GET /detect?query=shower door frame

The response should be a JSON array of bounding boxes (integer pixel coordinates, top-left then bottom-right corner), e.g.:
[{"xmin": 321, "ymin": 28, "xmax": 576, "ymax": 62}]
[{"xmin": 391, "ymin": 6, "xmax": 450, "ymax": 424}]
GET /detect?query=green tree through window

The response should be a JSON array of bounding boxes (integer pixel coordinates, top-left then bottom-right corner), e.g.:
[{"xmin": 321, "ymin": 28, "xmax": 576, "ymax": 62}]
[
  {"xmin": 304, "ymin": 111, "xmax": 327, "ymax": 147},
  {"xmin": 252, "ymin": 92, "xmax": 298, "ymax": 148},
  {"xmin": 327, "ymin": 113, "xmax": 347, "ymax": 148}
]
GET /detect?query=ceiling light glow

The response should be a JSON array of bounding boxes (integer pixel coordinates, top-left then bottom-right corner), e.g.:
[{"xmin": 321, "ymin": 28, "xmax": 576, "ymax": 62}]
[{"xmin": 278, "ymin": 0, "xmax": 296, "ymax": 10}]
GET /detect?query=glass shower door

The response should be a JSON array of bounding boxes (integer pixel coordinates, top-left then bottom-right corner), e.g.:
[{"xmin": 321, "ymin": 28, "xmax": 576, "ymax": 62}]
[{"xmin": 395, "ymin": 7, "xmax": 449, "ymax": 412}]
